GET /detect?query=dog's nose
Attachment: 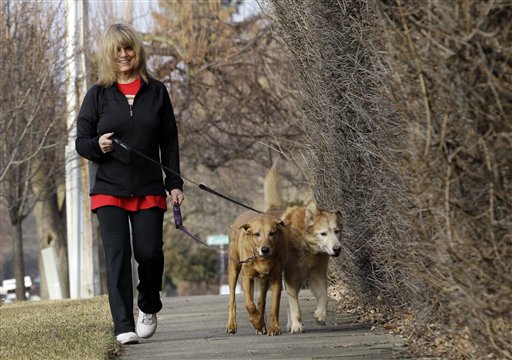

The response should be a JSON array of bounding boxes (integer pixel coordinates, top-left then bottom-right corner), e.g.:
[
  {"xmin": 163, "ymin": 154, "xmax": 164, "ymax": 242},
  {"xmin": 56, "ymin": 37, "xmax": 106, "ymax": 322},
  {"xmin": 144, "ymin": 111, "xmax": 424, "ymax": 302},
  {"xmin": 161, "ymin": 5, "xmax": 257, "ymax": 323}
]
[
  {"xmin": 332, "ymin": 247, "xmax": 341, "ymax": 257},
  {"xmin": 261, "ymin": 246, "xmax": 270, "ymax": 255}
]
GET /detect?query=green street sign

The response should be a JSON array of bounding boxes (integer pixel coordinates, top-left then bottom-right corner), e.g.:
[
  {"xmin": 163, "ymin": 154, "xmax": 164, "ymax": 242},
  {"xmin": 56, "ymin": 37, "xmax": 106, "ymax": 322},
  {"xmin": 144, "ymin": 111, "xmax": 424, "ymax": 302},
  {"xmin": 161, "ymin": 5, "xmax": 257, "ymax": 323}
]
[{"xmin": 206, "ymin": 234, "xmax": 229, "ymax": 246}]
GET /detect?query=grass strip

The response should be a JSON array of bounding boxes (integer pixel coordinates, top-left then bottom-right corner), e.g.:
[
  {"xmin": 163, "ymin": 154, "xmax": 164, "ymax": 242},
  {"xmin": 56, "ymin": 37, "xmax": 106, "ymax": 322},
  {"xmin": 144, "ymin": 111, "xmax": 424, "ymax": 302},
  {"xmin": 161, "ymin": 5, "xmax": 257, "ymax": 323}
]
[{"xmin": 0, "ymin": 296, "xmax": 122, "ymax": 359}]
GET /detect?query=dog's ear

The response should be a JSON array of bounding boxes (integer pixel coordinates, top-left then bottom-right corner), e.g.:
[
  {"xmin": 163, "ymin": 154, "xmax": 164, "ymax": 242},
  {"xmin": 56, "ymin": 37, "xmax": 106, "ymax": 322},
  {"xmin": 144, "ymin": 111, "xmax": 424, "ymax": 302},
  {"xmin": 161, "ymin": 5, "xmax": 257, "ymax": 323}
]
[
  {"xmin": 277, "ymin": 220, "xmax": 287, "ymax": 228},
  {"xmin": 239, "ymin": 224, "xmax": 251, "ymax": 232},
  {"xmin": 335, "ymin": 211, "xmax": 343, "ymax": 229},
  {"xmin": 304, "ymin": 199, "xmax": 318, "ymax": 227},
  {"xmin": 278, "ymin": 217, "xmax": 292, "ymax": 229},
  {"xmin": 305, "ymin": 199, "xmax": 317, "ymax": 212}
]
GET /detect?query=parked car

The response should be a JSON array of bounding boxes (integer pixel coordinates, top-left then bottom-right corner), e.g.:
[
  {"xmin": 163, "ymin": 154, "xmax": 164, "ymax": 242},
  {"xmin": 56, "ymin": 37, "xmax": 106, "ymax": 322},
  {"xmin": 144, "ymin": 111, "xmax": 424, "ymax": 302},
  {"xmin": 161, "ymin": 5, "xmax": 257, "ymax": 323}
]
[{"xmin": 1, "ymin": 276, "xmax": 34, "ymax": 302}]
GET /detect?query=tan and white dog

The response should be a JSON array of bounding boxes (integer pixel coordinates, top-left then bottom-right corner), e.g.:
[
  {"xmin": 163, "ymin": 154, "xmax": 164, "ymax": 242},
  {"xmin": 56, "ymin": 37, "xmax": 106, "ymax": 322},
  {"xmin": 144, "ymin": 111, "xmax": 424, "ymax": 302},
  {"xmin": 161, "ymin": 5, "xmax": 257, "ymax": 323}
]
[
  {"xmin": 225, "ymin": 169, "xmax": 288, "ymax": 336},
  {"xmin": 282, "ymin": 200, "xmax": 342, "ymax": 333},
  {"xmin": 263, "ymin": 165, "xmax": 342, "ymax": 333}
]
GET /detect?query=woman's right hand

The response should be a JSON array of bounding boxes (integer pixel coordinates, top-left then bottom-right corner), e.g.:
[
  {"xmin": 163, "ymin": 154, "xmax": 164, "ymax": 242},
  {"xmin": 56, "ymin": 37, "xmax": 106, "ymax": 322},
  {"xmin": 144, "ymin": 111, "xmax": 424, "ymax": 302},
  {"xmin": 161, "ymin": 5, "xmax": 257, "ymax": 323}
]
[{"xmin": 99, "ymin": 132, "xmax": 115, "ymax": 153}]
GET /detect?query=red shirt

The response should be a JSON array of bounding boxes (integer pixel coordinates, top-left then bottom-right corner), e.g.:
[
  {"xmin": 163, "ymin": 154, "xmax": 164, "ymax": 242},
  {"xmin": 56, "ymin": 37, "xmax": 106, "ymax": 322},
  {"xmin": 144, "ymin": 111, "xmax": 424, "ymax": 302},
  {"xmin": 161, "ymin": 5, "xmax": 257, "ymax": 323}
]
[
  {"xmin": 91, "ymin": 194, "xmax": 167, "ymax": 212},
  {"xmin": 90, "ymin": 78, "xmax": 167, "ymax": 212}
]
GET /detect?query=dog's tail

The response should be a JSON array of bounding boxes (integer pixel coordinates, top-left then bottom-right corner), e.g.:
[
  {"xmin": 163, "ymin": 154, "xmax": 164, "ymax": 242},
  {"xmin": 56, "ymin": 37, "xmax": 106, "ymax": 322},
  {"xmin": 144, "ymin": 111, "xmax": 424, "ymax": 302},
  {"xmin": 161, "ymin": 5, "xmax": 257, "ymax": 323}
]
[{"xmin": 264, "ymin": 160, "xmax": 282, "ymax": 212}]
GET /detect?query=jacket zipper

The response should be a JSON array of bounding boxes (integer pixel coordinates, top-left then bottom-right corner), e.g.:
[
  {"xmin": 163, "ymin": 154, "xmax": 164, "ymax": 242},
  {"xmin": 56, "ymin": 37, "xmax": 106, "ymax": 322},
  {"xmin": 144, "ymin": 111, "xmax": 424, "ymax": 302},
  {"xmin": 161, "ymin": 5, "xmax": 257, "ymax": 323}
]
[
  {"xmin": 115, "ymin": 82, "xmax": 143, "ymax": 197},
  {"xmin": 128, "ymin": 101, "xmax": 134, "ymax": 196},
  {"xmin": 128, "ymin": 102, "xmax": 133, "ymax": 196}
]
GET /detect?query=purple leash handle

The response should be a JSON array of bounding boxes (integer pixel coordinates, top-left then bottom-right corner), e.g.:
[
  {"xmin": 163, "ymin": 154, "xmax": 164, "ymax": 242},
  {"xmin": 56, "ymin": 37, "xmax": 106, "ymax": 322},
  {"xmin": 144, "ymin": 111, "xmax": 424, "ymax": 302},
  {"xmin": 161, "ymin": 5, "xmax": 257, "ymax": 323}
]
[
  {"xmin": 172, "ymin": 203, "xmax": 254, "ymax": 264},
  {"xmin": 173, "ymin": 204, "xmax": 211, "ymax": 247},
  {"xmin": 173, "ymin": 204, "xmax": 183, "ymax": 229}
]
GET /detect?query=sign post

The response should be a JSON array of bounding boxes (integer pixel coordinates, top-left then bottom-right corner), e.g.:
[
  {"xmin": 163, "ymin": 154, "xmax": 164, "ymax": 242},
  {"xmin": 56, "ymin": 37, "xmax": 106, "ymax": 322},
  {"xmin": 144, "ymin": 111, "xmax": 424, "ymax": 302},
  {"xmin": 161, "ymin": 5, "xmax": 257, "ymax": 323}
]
[{"xmin": 207, "ymin": 235, "xmax": 230, "ymax": 294}]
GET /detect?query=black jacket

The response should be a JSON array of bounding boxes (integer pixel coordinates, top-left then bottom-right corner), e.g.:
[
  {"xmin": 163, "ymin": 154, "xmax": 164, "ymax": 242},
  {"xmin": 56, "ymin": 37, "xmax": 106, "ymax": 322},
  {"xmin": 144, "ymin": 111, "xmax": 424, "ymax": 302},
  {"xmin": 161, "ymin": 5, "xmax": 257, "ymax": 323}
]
[{"xmin": 75, "ymin": 77, "xmax": 184, "ymax": 197}]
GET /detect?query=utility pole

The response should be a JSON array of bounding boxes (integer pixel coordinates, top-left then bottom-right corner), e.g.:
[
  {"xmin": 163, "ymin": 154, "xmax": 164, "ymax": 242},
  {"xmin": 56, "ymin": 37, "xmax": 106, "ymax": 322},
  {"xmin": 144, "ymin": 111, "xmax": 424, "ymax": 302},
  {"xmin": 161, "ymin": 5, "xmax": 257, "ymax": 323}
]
[{"xmin": 65, "ymin": 0, "xmax": 100, "ymax": 299}]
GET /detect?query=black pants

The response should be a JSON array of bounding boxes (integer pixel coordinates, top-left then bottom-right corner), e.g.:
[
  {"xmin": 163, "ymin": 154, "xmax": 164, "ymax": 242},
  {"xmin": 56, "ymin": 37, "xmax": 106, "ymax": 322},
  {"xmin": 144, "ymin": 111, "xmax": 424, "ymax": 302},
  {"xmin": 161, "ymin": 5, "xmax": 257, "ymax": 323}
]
[{"xmin": 96, "ymin": 206, "xmax": 164, "ymax": 335}]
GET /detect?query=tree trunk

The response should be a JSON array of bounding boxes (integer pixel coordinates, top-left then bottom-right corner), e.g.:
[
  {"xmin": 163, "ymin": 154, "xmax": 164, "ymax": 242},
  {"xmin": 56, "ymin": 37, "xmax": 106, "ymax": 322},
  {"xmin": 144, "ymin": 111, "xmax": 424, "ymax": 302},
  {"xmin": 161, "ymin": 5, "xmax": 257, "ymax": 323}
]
[
  {"xmin": 34, "ymin": 192, "xmax": 69, "ymax": 299},
  {"xmin": 13, "ymin": 221, "xmax": 26, "ymax": 301}
]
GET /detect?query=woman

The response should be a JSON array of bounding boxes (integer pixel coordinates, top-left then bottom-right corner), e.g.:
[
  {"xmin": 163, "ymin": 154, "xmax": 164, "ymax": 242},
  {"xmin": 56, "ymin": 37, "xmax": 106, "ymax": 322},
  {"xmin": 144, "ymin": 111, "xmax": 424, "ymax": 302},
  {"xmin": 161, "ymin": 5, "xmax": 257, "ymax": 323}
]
[{"xmin": 75, "ymin": 23, "xmax": 184, "ymax": 345}]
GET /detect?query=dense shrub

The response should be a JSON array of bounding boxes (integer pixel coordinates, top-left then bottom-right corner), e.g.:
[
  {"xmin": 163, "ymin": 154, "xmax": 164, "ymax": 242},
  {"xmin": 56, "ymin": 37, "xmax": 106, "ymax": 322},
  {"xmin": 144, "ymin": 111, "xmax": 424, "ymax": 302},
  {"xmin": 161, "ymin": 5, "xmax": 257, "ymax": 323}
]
[{"xmin": 268, "ymin": 0, "xmax": 511, "ymax": 358}]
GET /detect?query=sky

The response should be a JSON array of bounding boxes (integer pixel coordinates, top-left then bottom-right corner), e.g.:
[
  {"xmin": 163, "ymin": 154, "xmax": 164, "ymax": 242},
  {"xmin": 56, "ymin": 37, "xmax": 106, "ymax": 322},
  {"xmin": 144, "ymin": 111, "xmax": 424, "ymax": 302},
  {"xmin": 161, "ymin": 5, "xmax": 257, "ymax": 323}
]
[{"xmin": 88, "ymin": 0, "xmax": 262, "ymax": 32}]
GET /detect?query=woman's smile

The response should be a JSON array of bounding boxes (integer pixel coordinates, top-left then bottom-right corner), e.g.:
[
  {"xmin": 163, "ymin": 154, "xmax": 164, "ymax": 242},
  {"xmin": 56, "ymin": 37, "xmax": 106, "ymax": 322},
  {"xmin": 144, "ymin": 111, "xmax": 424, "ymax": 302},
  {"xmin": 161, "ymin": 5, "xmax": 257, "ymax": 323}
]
[{"xmin": 117, "ymin": 47, "xmax": 135, "ymax": 77}]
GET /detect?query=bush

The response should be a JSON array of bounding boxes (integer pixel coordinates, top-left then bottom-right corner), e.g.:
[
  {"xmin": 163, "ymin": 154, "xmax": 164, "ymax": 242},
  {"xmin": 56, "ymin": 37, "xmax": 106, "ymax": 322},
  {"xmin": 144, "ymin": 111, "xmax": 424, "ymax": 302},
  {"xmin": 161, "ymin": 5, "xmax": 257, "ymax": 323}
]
[{"xmin": 268, "ymin": 0, "xmax": 511, "ymax": 358}]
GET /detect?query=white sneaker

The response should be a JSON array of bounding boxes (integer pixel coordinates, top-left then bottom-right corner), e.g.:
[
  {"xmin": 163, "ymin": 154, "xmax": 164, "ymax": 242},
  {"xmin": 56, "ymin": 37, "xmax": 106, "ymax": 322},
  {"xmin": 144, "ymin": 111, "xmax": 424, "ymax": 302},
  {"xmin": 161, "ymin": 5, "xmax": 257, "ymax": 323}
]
[
  {"xmin": 116, "ymin": 331, "xmax": 139, "ymax": 345},
  {"xmin": 136, "ymin": 309, "xmax": 157, "ymax": 338}
]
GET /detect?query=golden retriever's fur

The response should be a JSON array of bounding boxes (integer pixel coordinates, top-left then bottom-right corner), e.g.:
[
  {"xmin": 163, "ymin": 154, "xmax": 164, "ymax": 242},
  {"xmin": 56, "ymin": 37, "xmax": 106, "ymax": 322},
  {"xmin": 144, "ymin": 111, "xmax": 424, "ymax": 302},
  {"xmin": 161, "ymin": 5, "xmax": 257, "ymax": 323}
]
[{"xmin": 225, "ymin": 167, "xmax": 288, "ymax": 336}]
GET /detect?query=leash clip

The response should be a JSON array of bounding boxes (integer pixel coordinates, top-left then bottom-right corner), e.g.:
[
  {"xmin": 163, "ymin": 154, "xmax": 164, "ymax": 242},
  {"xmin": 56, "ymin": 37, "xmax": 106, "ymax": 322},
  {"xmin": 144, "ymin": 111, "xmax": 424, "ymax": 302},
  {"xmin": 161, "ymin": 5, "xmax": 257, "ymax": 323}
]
[{"xmin": 173, "ymin": 204, "xmax": 183, "ymax": 229}]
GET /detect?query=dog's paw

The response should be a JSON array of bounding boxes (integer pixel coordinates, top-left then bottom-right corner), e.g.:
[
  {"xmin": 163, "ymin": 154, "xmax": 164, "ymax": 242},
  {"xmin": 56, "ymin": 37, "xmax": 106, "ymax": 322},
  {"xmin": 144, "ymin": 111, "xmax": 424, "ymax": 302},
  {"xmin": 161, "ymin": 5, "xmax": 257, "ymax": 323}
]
[
  {"xmin": 250, "ymin": 320, "xmax": 267, "ymax": 335},
  {"xmin": 267, "ymin": 324, "xmax": 281, "ymax": 336},
  {"xmin": 289, "ymin": 322, "xmax": 305, "ymax": 334},
  {"xmin": 226, "ymin": 321, "xmax": 237, "ymax": 334},
  {"xmin": 313, "ymin": 310, "xmax": 326, "ymax": 325},
  {"xmin": 254, "ymin": 325, "xmax": 267, "ymax": 335},
  {"xmin": 249, "ymin": 315, "xmax": 267, "ymax": 335},
  {"xmin": 314, "ymin": 317, "xmax": 326, "ymax": 325}
]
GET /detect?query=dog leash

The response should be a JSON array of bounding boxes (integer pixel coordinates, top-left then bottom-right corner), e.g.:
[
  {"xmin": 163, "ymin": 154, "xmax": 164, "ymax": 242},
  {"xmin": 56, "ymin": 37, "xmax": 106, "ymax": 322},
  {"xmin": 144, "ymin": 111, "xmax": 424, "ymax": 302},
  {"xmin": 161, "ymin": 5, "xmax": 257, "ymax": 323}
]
[
  {"xmin": 173, "ymin": 204, "xmax": 256, "ymax": 264},
  {"xmin": 112, "ymin": 138, "xmax": 261, "ymax": 263},
  {"xmin": 113, "ymin": 137, "xmax": 263, "ymax": 214}
]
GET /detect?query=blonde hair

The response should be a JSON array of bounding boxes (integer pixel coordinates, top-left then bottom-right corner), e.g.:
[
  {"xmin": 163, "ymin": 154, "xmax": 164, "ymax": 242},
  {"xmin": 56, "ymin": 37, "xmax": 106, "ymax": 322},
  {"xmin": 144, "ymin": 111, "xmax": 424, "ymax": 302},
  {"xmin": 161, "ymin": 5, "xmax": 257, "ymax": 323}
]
[{"xmin": 97, "ymin": 23, "xmax": 149, "ymax": 87}]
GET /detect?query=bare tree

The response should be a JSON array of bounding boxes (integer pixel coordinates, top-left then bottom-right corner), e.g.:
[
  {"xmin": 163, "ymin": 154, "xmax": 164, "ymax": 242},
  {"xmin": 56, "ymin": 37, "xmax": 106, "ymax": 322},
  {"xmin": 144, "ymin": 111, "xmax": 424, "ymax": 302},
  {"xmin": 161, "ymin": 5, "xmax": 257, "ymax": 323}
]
[
  {"xmin": 140, "ymin": 1, "xmax": 306, "ymax": 292},
  {"xmin": 0, "ymin": 1, "xmax": 69, "ymax": 300},
  {"xmin": 149, "ymin": 0, "xmax": 303, "ymax": 171}
]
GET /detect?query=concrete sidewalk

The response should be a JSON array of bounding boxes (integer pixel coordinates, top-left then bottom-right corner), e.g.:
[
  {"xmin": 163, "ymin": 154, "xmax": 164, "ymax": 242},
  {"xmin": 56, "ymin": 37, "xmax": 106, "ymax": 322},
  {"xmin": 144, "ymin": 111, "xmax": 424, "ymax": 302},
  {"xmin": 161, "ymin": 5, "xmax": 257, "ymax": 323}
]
[{"xmin": 121, "ymin": 290, "xmax": 411, "ymax": 359}]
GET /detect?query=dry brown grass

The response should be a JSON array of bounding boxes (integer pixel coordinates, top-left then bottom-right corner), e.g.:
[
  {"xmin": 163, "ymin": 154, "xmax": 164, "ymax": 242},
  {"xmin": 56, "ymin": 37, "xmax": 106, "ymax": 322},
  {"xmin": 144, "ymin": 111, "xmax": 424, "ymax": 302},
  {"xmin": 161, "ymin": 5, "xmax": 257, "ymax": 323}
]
[{"xmin": 268, "ymin": 0, "xmax": 511, "ymax": 358}]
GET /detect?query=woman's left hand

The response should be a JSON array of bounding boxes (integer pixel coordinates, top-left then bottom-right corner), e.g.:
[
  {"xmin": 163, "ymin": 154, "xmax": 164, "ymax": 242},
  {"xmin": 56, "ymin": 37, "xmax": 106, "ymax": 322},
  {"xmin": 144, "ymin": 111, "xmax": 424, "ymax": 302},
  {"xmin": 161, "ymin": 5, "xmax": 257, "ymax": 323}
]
[{"xmin": 170, "ymin": 189, "xmax": 184, "ymax": 206}]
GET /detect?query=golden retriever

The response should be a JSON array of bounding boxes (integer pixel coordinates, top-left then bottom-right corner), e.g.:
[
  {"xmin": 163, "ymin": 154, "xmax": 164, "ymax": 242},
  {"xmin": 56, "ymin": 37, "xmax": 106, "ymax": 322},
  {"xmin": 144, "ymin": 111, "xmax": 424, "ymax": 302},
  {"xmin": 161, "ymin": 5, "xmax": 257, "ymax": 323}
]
[{"xmin": 225, "ymin": 167, "xmax": 288, "ymax": 336}]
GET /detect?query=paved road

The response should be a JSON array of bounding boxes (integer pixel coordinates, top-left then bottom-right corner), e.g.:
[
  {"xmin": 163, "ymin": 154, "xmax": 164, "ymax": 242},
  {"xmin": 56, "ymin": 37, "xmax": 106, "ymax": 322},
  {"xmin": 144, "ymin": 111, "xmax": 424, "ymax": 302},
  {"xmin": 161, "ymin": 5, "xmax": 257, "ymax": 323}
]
[{"xmin": 122, "ymin": 290, "xmax": 411, "ymax": 359}]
